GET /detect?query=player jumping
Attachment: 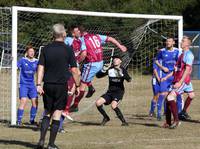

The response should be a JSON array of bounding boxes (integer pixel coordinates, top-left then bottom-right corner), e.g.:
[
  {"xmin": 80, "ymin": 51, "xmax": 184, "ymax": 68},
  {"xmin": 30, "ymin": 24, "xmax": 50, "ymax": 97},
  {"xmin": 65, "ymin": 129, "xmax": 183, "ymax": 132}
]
[{"xmin": 69, "ymin": 26, "xmax": 127, "ymax": 112}]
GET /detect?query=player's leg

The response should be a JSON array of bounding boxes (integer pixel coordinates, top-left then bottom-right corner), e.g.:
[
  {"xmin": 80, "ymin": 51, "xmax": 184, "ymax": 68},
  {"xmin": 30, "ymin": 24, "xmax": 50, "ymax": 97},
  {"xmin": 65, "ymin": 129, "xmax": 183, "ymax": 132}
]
[
  {"xmin": 96, "ymin": 96, "xmax": 110, "ymax": 126},
  {"xmin": 70, "ymin": 63, "xmax": 92, "ymax": 111},
  {"xmin": 179, "ymin": 83, "xmax": 195, "ymax": 120},
  {"xmin": 85, "ymin": 81, "xmax": 96, "ymax": 98},
  {"xmin": 70, "ymin": 82, "xmax": 87, "ymax": 112},
  {"xmin": 167, "ymin": 90, "xmax": 180, "ymax": 129},
  {"xmin": 150, "ymin": 80, "xmax": 159, "ymax": 116},
  {"xmin": 176, "ymin": 94, "xmax": 183, "ymax": 114},
  {"xmin": 47, "ymin": 84, "xmax": 67, "ymax": 148},
  {"xmin": 111, "ymin": 100, "xmax": 128, "ymax": 126},
  {"xmin": 30, "ymin": 98, "xmax": 38, "ymax": 124},
  {"xmin": 37, "ymin": 84, "xmax": 53, "ymax": 148},
  {"xmin": 48, "ymin": 110, "xmax": 62, "ymax": 149},
  {"xmin": 29, "ymin": 85, "xmax": 38, "ymax": 124},
  {"xmin": 84, "ymin": 61, "xmax": 103, "ymax": 98},
  {"xmin": 157, "ymin": 78, "xmax": 172, "ymax": 120},
  {"xmin": 62, "ymin": 77, "xmax": 75, "ymax": 120},
  {"xmin": 17, "ymin": 84, "xmax": 28, "ymax": 125},
  {"xmin": 163, "ymin": 99, "xmax": 171, "ymax": 128},
  {"xmin": 157, "ymin": 92, "xmax": 167, "ymax": 120},
  {"xmin": 17, "ymin": 97, "xmax": 28, "ymax": 125}
]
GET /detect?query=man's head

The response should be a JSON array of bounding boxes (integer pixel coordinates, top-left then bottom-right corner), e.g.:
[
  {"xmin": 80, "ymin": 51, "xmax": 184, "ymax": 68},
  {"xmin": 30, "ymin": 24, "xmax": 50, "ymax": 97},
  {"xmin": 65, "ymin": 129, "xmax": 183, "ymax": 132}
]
[
  {"xmin": 181, "ymin": 36, "xmax": 191, "ymax": 50},
  {"xmin": 112, "ymin": 55, "xmax": 122, "ymax": 67},
  {"xmin": 70, "ymin": 25, "xmax": 81, "ymax": 38},
  {"xmin": 52, "ymin": 23, "xmax": 66, "ymax": 40},
  {"xmin": 78, "ymin": 25, "xmax": 87, "ymax": 36},
  {"xmin": 165, "ymin": 37, "xmax": 175, "ymax": 49},
  {"xmin": 25, "ymin": 45, "xmax": 35, "ymax": 58}
]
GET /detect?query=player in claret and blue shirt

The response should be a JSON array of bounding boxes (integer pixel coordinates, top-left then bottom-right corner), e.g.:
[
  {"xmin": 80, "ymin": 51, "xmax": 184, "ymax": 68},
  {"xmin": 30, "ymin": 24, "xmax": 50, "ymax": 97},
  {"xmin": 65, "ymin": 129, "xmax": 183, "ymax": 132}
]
[
  {"xmin": 17, "ymin": 45, "xmax": 38, "ymax": 125},
  {"xmin": 155, "ymin": 37, "xmax": 182, "ymax": 120}
]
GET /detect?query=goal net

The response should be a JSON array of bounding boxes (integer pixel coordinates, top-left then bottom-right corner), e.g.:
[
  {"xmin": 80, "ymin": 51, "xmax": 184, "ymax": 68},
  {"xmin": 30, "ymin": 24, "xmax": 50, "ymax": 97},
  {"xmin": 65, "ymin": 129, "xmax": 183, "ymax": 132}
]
[{"xmin": 0, "ymin": 6, "xmax": 183, "ymax": 125}]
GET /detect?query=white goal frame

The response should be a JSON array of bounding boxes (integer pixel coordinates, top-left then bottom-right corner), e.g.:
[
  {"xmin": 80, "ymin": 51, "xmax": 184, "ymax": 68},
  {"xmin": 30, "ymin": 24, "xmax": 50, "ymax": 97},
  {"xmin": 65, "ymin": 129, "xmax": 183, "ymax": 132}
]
[{"xmin": 11, "ymin": 6, "xmax": 183, "ymax": 125}]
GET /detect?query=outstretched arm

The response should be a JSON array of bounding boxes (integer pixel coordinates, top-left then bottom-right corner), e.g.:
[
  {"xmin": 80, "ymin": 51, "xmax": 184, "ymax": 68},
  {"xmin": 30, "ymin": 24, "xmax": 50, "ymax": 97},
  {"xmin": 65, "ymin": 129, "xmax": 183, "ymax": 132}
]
[{"xmin": 107, "ymin": 37, "xmax": 127, "ymax": 52}]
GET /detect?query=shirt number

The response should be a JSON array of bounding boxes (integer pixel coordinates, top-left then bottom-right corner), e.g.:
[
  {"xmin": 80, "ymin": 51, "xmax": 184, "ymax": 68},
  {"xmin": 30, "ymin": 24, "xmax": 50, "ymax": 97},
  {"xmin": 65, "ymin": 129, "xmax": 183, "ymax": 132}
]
[{"xmin": 88, "ymin": 36, "xmax": 101, "ymax": 49}]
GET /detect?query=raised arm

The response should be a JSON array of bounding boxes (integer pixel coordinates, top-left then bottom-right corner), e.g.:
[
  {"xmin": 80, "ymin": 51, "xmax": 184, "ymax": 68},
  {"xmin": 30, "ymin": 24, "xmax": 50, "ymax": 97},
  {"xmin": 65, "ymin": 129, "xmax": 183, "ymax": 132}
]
[{"xmin": 107, "ymin": 36, "xmax": 127, "ymax": 52}]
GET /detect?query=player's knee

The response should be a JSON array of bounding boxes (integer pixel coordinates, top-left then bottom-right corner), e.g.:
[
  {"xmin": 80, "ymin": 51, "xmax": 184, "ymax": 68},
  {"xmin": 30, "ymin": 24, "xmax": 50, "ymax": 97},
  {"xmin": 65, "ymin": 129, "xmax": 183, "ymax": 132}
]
[
  {"xmin": 189, "ymin": 92, "xmax": 195, "ymax": 99},
  {"xmin": 111, "ymin": 102, "xmax": 118, "ymax": 110},
  {"xmin": 96, "ymin": 99, "xmax": 103, "ymax": 107},
  {"xmin": 167, "ymin": 94, "xmax": 175, "ymax": 101},
  {"xmin": 31, "ymin": 99, "xmax": 38, "ymax": 107}
]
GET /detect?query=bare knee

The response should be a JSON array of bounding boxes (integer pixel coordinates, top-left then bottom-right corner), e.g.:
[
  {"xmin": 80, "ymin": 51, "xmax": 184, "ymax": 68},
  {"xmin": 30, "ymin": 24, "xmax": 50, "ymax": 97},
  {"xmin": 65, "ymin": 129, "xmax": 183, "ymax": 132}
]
[
  {"xmin": 52, "ymin": 110, "xmax": 62, "ymax": 120},
  {"xmin": 167, "ymin": 92, "xmax": 176, "ymax": 101},
  {"xmin": 31, "ymin": 98, "xmax": 38, "ymax": 107},
  {"xmin": 111, "ymin": 101, "xmax": 118, "ymax": 110},
  {"xmin": 19, "ymin": 98, "xmax": 27, "ymax": 109},
  {"xmin": 96, "ymin": 98, "xmax": 105, "ymax": 107},
  {"xmin": 188, "ymin": 92, "xmax": 195, "ymax": 99}
]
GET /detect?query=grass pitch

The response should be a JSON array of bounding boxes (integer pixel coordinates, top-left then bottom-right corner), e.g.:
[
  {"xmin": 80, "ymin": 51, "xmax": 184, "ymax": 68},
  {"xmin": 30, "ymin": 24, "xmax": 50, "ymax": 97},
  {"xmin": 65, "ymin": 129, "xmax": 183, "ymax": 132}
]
[{"xmin": 0, "ymin": 75, "xmax": 200, "ymax": 149}]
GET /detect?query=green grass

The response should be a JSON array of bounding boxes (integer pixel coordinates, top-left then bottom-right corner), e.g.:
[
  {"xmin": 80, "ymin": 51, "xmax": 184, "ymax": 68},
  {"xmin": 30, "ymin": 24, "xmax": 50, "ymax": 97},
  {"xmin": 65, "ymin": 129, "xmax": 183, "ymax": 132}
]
[{"xmin": 0, "ymin": 75, "xmax": 200, "ymax": 149}]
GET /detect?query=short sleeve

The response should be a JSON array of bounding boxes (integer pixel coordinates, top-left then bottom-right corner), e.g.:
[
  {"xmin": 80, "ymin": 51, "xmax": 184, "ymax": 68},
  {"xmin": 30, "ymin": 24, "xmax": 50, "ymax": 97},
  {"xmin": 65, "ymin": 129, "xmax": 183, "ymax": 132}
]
[
  {"xmin": 184, "ymin": 52, "xmax": 194, "ymax": 66},
  {"xmin": 98, "ymin": 35, "xmax": 108, "ymax": 44},
  {"xmin": 67, "ymin": 46, "xmax": 77, "ymax": 68},
  {"xmin": 17, "ymin": 58, "xmax": 23, "ymax": 68},
  {"xmin": 156, "ymin": 51, "xmax": 162, "ymax": 60},
  {"xmin": 80, "ymin": 37, "xmax": 86, "ymax": 51},
  {"xmin": 153, "ymin": 59, "xmax": 158, "ymax": 70},
  {"xmin": 38, "ymin": 48, "xmax": 45, "ymax": 66},
  {"xmin": 64, "ymin": 37, "xmax": 73, "ymax": 46}
]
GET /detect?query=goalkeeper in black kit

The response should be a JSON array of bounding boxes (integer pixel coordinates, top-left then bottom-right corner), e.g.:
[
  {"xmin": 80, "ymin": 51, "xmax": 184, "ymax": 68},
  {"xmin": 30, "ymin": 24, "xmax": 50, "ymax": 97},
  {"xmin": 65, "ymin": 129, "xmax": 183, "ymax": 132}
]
[{"xmin": 95, "ymin": 55, "xmax": 131, "ymax": 126}]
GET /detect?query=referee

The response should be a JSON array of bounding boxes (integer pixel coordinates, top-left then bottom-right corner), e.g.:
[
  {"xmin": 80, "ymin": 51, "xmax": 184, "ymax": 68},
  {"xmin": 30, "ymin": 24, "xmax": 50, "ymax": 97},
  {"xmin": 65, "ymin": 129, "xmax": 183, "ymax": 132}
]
[{"xmin": 36, "ymin": 24, "xmax": 80, "ymax": 149}]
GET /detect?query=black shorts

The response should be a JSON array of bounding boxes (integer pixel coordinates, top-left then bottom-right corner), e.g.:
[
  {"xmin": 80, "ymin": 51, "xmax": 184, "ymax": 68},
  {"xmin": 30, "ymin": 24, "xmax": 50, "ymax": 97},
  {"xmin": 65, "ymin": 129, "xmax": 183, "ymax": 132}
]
[
  {"xmin": 101, "ymin": 90, "xmax": 124, "ymax": 105},
  {"xmin": 43, "ymin": 83, "xmax": 68, "ymax": 113}
]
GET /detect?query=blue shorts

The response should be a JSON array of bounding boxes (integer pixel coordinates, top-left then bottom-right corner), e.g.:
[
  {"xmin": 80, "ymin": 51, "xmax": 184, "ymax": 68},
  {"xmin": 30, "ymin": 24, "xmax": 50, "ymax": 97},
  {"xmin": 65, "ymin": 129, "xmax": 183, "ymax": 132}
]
[
  {"xmin": 160, "ymin": 76, "xmax": 174, "ymax": 93},
  {"xmin": 19, "ymin": 84, "xmax": 38, "ymax": 99},
  {"xmin": 81, "ymin": 61, "xmax": 103, "ymax": 83},
  {"xmin": 171, "ymin": 82, "xmax": 194, "ymax": 95},
  {"xmin": 152, "ymin": 77, "xmax": 160, "ymax": 95}
]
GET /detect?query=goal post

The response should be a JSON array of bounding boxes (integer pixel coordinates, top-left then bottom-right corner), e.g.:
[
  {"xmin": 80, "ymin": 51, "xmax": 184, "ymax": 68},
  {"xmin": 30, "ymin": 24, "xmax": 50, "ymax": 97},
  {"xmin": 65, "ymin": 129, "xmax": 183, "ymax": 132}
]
[{"xmin": 10, "ymin": 6, "xmax": 183, "ymax": 125}]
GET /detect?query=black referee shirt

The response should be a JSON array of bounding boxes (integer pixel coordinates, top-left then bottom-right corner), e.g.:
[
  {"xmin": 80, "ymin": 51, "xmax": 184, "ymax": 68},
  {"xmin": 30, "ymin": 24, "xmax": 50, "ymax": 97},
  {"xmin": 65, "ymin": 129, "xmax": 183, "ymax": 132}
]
[{"xmin": 38, "ymin": 41, "xmax": 77, "ymax": 84}]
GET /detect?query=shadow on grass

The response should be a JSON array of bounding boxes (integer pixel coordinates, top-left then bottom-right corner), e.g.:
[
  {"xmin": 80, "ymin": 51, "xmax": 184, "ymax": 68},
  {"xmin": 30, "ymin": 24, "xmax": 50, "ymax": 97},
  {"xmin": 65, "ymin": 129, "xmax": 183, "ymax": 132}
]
[
  {"xmin": 180, "ymin": 119, "xmax": 200, "ymax": 124},
  {"xmin": 9, "ymin": 123, "xmax": 40, "ymax": 132},
  {"xmin": 0, "ymin": 139, "xmax": 37, "ymax": 148},
  {"xmin": 125, "ymin": 114, "xmax": 154, "ymax": 121},
  {"xmin": 128, "ymin": 121, "xmax": 161, "ymax": 128},
  {"xmin": 74, "ymin": 120, "xmax": 100, "ymax": 126},
  {"xmin": 0, "ymin": 119, "xmax": 10, "ymax": 124}
]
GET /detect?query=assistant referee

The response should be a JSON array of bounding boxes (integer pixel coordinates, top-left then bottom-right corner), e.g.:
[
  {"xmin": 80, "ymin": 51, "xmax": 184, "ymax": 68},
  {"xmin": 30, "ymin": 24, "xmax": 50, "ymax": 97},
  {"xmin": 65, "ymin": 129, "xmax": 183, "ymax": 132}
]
[{"xmin": 36, "ymin": 23, "xmax": 80, "ymax": 149}]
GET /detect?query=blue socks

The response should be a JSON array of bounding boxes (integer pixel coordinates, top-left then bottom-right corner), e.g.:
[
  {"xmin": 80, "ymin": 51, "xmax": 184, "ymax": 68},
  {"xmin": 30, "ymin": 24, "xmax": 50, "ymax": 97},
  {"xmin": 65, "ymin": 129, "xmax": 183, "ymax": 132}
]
[
  {"xmin": 30, "ymin": 106, "xmax": 37, "ymax": 123},
  {"xmin": 59, "ymin": 115, "xmax": 65, "ymax": 130},
  {"xmin": 150, "ymin": 99, "xmax": 156, "ymax": 114},
  {"xmin": 17, "ymin": 109, "xmax": 24, "ymax": 124},
  {"xmin": 176, "ymin": 94, "xmax": 183, "ymax": 114},
  {"xmin": 157, "ymin": 94, "xmax": 165, "ymax": 118}
]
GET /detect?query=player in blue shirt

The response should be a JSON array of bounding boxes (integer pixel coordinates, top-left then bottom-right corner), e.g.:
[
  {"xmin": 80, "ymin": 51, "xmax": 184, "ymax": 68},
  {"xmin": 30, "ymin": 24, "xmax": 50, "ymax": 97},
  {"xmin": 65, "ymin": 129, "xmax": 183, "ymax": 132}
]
[
  {"xmin": 17, "ymin": 45, "xmax": 38, "ymax": 125},
  {"xmin": 149, "ymin": 57, "xmax": 162, "ymax": 117},
  {"xmin": 155, "ymin": 37, "xmax": 182, "ymax": 120}
]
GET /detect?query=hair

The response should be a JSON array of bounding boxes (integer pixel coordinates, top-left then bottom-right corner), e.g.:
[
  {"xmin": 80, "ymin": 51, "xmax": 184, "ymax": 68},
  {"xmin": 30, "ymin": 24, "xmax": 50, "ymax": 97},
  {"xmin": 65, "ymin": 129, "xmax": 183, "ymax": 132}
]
[
  {"xmin": 69, "ymin": 25, "xmax": 79, "ymax": 33},
  {"xmin": 78, "ymin": 25, "xmax": 86, "ymax": 34},
  {"xmin": 25, "ymin": 44, "xmax": 34, "ymax": 52},
  {"xmin": 166, "ymin": 36, "xmax": 174, "ymax": 41},
  {"xmin": 183, "ymin": 35, "xmax": 192, "ymax": 44},
  {"xmin": 52, "ymin": 23, "xmax": 66, "ymax": 39}
]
